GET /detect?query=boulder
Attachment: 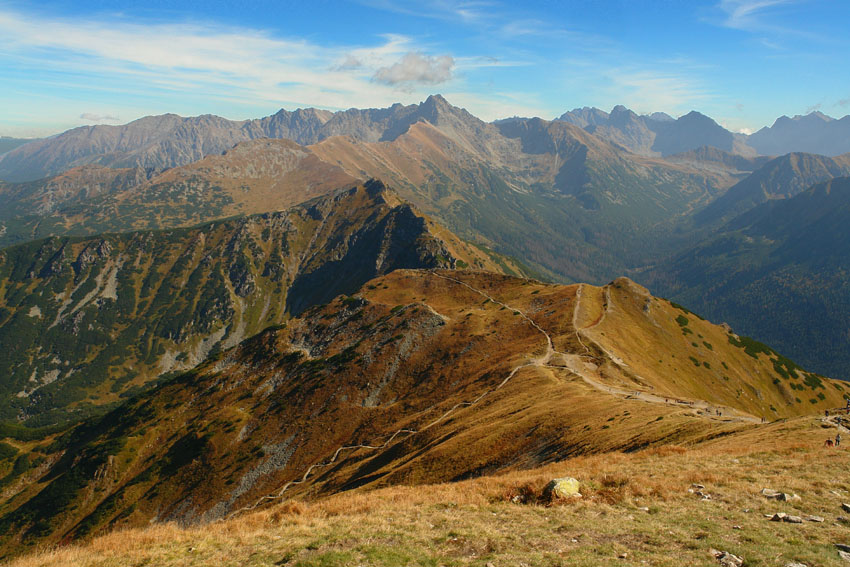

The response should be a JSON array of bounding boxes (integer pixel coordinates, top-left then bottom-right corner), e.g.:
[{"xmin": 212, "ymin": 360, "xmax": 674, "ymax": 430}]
[
  {"xmin": 761, "ymin": 488, "xmax": 800, "ymax": 501},
  {"xmin": 542, "ymin": 477, "xmax": 581, "ymax": 501},
  {"xmin": 710, "ymin": 549, "xmax": 743, "ymax": 567}
]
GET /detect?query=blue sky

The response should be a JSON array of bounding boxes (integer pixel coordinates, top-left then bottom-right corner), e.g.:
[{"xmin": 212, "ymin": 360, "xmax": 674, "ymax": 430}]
[{"xmin": 1, "ymin": 0, "xmax": 848, "ymax": 137}]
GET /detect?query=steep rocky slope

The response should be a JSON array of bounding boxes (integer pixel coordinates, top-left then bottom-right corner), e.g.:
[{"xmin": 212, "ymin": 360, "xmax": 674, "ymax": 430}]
[
  {"xmin": 0, "ymin": 180, "xmax": 515, "ymax": 424},
  {"xmin": 648, "ymin": 177, "xmax": 850, "ymax": 378},
  {"xmin": 694, "ymin": 152, "xmax": 850, "ymax": 226},
  {"xmin": 0, "ymin": 269, "xmax": 843, "ymax": 557}
]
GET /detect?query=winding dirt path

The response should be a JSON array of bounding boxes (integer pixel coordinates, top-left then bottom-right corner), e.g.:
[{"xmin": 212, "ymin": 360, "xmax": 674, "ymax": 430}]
[{"xmin": 230, "ymin": 270, "xmax": 759, "ymax": 518}]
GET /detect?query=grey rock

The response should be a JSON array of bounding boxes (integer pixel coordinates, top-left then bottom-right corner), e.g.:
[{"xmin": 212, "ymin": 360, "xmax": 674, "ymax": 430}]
[{"xmin": 710, "ymin": 549, "xmax": 743, "ymax": 567}]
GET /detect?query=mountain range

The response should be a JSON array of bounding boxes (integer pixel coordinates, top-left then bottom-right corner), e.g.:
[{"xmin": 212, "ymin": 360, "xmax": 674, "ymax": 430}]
[
  {"xmin": 557, "ymin": 105, "xmax": 850, "ymax": 158},
  {"xmin": 3, "ymin": 96, "xmax": 850, "ymax": 382},
  {"xmin": 4, "ymin": 97, "xmax": 850, "ymax": 183}
]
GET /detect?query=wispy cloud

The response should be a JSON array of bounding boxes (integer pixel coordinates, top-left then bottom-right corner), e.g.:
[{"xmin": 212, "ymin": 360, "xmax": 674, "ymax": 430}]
[
  {"xmin": 718, "ymin": 0, "xmax": 796, "ymax": 31},
  {"xmin": 0, "ymin": 9, "xmax": 453, "ymax": 116},
  {"xmin": 606, "ymin": 70, "xmax": 711, "ymax": 116},
  {"xmin": 357, "ymin": 0, "xmax": 495, "ymax": 25},
  {"xmin": 80, "ymin": 113, "xmax": 120, "ymax": 122}
]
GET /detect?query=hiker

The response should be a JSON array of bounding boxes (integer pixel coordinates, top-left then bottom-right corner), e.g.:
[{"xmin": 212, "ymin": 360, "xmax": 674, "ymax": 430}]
[{"xmin": 837, "ymin": 433, "xmax": 842, "ymax": 448}]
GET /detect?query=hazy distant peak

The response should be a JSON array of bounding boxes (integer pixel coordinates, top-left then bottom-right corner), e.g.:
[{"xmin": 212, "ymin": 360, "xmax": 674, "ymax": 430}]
[
  {"xmin": 556, "ymin": 107, "xmax": 609, "ymax": 129},
  {"xmin": 647, "ymin": 112, "xmax": 674, "ymax": 122}
]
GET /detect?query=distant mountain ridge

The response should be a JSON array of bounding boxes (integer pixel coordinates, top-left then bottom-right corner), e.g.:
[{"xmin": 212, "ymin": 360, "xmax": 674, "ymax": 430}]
[
  {"xmin": 749, "ymin": 112, "xmax": 850, "ymax": 156},
  {"xmin": 4, "ymin": 97, "xmax": 850, "ymax": 182},
  {"xmin": 556, "ymin": 105, "xmax": 750, "ymax": 157},
  {"xmin": 0, "ymin": 96, "xmax": 488, "ymax": 182},
  {"xmin": 694, "ymin": 152, "xmax": 850, "ymax": 225},
  {"xmin": 558, "ymin": 105, "xmax": 850, "ymax": 158}
]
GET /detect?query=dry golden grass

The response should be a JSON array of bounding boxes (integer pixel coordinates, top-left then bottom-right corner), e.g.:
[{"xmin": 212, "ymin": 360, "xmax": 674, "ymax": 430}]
[{"xmin": 12, "ymin": 415, "xmax": 850, "ymax": 567}]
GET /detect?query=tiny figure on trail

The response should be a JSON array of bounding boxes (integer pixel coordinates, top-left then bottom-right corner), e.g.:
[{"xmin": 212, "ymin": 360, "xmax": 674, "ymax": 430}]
[
  {"xmin": 825, "ymin": 438, "xmax": 835, "ymax": 448},
  {"xmin": 826, "ymin": 410, "xmax": 830, "ymax": 417},
  {"xmin": 837, "ymin": 433, "xmax": 842, "ymax": 448},
  {"xmin": 761, "ymin": 416, "xmax": 766, "ymax": 423}
]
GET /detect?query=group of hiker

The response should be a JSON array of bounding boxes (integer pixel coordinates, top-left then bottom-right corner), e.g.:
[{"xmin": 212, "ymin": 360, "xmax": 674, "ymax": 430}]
[{"xmin": 824, "ymin": 400, "xmax": 850, "ymax": 447}]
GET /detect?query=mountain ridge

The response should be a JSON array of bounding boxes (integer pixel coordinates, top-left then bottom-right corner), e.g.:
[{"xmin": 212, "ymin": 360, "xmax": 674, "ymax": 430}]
[
  {"xmin": 0, "ymin": 179, "xmax": 519, "ymax": 425},
  {"xmin": 0, "ymin": 267, "xmax": 843, "ymax": 556},
  {"xmin": 4, "ymin": 97, "xmax": 850, "ymax": 182}
]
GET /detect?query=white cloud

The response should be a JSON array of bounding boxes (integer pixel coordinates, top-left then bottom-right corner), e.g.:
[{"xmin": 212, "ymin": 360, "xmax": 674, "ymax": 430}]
[
  {"xmin": 80, "ymin": 113, "xmax": 120, "ymax": 122},
  {"xmin": 373, "ymin": 52, "xmax": 455, "ymax": 87}
]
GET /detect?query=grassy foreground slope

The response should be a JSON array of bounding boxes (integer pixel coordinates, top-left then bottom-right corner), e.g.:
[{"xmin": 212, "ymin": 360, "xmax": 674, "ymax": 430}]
[
  {"xmin": 10, "ymin": 408, "xmax": 850, "ymax": 566},
  {"xmin": 0, "ymin": 269, "xmax": 844, "ymax": 558}
]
